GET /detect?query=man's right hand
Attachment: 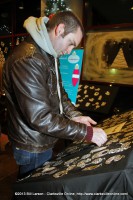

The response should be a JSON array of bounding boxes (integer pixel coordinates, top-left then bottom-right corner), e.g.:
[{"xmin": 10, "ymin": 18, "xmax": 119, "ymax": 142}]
[{"xmin": 90, "ymin": 127, "xmax": 107, "ymax": 147}]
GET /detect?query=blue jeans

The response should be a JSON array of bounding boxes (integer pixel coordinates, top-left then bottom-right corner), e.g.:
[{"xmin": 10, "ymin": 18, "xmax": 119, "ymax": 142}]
[{"xmin": 12, "ymin": 146, "xmax": 53, "ymax": 177}]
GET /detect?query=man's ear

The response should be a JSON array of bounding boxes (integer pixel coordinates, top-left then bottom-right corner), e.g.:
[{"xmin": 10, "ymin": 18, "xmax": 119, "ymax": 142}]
[{"xmin": 55, "ymin": 23, "xmax": 65, "ymax": 37}]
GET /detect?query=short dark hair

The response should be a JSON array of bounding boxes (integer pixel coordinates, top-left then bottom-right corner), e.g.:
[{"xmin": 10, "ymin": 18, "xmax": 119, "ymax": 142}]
[{"xmin": 46, "ymin": 11, "xmax": 84, "ymax": 37}]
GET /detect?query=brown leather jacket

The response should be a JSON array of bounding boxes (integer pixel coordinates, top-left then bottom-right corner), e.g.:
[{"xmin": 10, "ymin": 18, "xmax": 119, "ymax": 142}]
[{"xmin": 2, "ymin": 36, "xmax": 87, "ymax": 152}]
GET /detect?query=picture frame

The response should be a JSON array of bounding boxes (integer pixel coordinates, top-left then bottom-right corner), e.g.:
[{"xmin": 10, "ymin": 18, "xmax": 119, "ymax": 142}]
[{"xmin": 82, "ymin": 28, "xmax": 133, "ymax": 86}]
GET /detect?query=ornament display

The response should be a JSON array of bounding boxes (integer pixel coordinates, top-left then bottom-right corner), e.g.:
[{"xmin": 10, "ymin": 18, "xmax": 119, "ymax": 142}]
[
  {"xmin": 0, "ymin": 39, "xmax": 12, "ymax": 66},
  {"xmin": 75, "ymin": 83, "xmax": 118, "ymax": 114},
  {"xmin": 17, "ymin": 110, "xmax": 133, "ymax": 180}
]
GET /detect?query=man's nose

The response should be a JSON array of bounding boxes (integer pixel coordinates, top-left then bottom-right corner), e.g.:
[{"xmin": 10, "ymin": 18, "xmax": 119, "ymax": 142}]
[{"xmin": 67, "ymin": 47, "xmax": 74, "ymax": 54}]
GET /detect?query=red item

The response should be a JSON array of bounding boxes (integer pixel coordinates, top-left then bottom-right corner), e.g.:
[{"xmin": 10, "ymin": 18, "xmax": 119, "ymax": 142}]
[
  {"xmin": 49, "ymin": 13, "xmax": 55, "ymax": 19},
  {"xmin": 72, "ymin": 64, "xmax": 80, "ymax": 86}
]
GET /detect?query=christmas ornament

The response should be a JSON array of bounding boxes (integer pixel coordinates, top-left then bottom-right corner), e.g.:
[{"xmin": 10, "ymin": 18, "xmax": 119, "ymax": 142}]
[{"xmin": 72, "ymin": 64, "xmax": 80, "ymax": 86}]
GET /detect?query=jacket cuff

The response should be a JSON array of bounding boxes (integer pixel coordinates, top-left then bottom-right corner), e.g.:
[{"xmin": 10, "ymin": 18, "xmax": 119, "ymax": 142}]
[{"xmin": 85, "ymin": 126, "xmax": 93, "ymax": 142}]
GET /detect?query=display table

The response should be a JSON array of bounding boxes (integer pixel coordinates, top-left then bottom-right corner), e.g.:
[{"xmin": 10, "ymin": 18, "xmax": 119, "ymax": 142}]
[{"xmin": 13, "ymin": 110, "xmax": 133, "ymax": 200}]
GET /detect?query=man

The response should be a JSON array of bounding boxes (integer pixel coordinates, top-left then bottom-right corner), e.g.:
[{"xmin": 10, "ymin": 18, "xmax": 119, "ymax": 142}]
[{"xmin": 2, "ymin": 11, "xmax": 107, "ymax": 177}]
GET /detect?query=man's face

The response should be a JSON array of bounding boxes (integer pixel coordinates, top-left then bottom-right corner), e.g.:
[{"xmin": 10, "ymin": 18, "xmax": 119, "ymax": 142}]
[{"xmin": 53, "ymin": 26, "xmax": 83, "ymax": 56}]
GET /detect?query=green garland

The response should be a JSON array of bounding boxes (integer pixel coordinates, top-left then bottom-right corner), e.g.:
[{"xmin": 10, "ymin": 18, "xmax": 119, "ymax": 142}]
[{"xmin": 44, "ymin": 0, "xmax": 70, "ymax": 17}]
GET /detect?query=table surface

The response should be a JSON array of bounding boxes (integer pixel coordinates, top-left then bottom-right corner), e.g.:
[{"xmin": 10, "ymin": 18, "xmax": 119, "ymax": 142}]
[{"xmin": 14, "ymin": 110, "xmax": 133, "ymax": 200}]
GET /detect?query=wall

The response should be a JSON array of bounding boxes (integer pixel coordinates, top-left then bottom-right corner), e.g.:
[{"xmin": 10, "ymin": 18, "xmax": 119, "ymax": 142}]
[{"xmin": 67, "ymin": 0, "xmax": 83, "ymax": 21}]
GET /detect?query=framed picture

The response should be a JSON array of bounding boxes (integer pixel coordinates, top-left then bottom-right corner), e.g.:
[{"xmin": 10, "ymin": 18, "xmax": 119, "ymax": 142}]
[{"xmin": 82, "ymin": 28, "xmax": 133, "ymax": 86}]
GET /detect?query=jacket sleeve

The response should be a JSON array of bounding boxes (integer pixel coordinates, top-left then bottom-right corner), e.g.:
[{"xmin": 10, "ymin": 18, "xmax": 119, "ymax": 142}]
[{"xmin": 11, "ymin": 56, "xmax": 87, "ymax": 141}]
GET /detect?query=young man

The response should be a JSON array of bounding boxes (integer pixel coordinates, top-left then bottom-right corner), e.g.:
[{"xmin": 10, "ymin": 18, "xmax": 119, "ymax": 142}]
[{"xmin": 2, "ymin": 11, "xmax": 107, "ymax": 177}]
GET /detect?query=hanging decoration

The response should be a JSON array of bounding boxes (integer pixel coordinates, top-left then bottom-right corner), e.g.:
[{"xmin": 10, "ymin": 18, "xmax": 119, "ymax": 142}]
[{"xmin": 44, "ymin": 0, "xmax": 71, "ymax": 17}]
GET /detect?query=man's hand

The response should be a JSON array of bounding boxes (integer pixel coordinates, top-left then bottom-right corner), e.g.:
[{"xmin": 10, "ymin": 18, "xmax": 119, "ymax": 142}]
[
  {"xmin": 91, "ymin": 127, "xmax": 107, "ymax": 147},
  {"xmin": 72, "ymin": 116, "xmax": 107, "ymax": 146},
  {"xmin": 72, "ymin": 116, "xmax": 97, "ymax": 126}
]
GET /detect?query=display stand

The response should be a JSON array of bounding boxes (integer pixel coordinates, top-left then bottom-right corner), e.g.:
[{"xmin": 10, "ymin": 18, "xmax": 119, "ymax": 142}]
[{"xmin": 13, "ymin": 109, "xmax": 133, "ymax": 200}]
